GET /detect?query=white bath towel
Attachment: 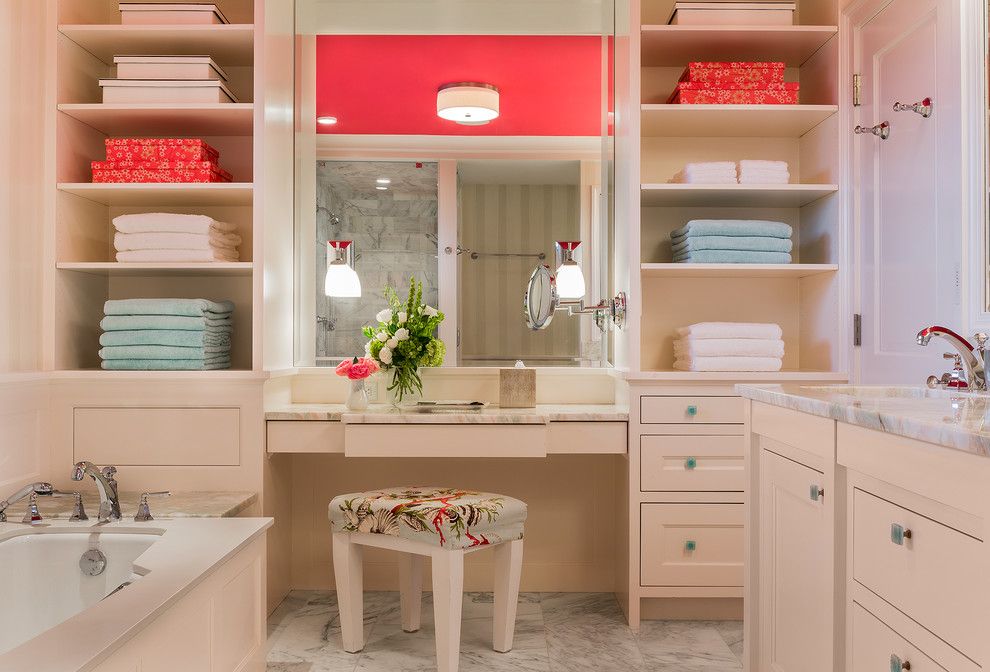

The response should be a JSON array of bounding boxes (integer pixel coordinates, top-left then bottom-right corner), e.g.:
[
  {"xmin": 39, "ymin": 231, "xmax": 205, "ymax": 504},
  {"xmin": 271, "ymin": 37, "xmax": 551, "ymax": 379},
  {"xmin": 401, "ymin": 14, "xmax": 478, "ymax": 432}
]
[
  {"xmin": 114, "ymin": 231, "xmax": 242, "ymax": 252},
  {"xmin": 112, "ymin": 213, "xmax": 238, "ymax": 235},
  {"xmin": 673, "ymin": 356, "xmax": 783, "ymax": 372},
  {"xmin": 738, "ymin": 169, "xmax": 791, "ymax": 185},
  {"xmin": 739, "ymin": 160, "xmax": 789, "ymax": 173},
  {"xmin": 674, "ymin": 338, "xmax": 785, "ymax": 358},
  {"xmin": 676, "ymin": 322, "xmax": 783, "ymax": 340},
  {"xmin": 669, "ymin": 169, "xmax": 738, "ymax": 184},
  {"xmin": 116, "ymin": 248, "xmax": 240, "ymax": 262}
]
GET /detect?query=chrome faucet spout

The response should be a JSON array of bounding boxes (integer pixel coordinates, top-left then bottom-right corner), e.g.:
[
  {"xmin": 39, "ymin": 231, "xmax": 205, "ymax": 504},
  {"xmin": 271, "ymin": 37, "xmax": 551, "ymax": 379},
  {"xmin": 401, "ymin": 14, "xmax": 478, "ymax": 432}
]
[
  {"xmin": 917, "ymin": 325, "xmax": 986, "ymax": 391},
  {"xmin": 72, "ymin": 461, "xmax": 121, "ymax": 523}
]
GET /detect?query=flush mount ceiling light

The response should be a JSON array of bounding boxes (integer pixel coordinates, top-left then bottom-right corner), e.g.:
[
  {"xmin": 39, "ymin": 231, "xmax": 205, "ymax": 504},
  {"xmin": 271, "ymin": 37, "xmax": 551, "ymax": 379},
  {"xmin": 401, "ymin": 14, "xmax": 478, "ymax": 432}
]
[
  {"xmin": 436, "ymin": 82, "xmax": 499, "ymax": 125},
  {"xmin": 325, "ymin": 240, "xmax": 361, "ymax": 298},
  {"xmin": 317, "ymin": 115, "xmax": 338, "ymax": 126}
]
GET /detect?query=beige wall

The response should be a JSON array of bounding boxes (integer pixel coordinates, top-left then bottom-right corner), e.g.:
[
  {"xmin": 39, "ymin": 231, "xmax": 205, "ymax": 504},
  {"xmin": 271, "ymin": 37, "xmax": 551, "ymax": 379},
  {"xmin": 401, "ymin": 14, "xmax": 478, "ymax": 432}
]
[{"xmin": 458, "ymin": 184, "xmax": 581, "ymax": 364}]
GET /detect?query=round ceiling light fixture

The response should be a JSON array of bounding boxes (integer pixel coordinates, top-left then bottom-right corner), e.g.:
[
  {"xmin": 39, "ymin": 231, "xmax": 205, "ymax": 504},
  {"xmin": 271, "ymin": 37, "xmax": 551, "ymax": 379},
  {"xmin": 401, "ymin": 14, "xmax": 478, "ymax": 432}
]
[
  {"xmin": 317, "ymin": 115, "xmax": 338, "ymax": 126},
  {"xmin": 436, "ymin": 82, "xmax": 499, "ymax": 125}
]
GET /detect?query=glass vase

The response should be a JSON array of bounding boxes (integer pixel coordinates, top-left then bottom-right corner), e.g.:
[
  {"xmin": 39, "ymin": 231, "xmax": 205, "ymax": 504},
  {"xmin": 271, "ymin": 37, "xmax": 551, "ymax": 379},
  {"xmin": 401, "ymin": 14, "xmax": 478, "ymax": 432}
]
[
  {"xmin": 346, "ymin": 378, "xmax": 370, "ymax": 411},
  {"xmin": 387, "ymin": 371, "xmax": 423, "ymax": 408}
]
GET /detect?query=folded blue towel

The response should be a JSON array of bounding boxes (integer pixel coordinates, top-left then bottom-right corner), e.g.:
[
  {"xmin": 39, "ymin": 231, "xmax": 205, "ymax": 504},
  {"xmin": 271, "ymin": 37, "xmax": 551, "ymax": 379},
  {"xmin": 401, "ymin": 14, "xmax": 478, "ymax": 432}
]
[
  {"xmin": 672, "ymin": 235, "xmax": 794, "ymax": 254},
  {"xmin": 673, "ymin": 250, "xmax": 792, "ymax": 264},
  {"xmin": 672, "ymin": 220, "xmax": 793, "ymax": 240},
  {"xmin": 103, "ymin": 298, "xmax": 235, "ymax": 317},
  {"xmin": 100, "ymin": 315, "xmax": 232, "ymax": 332},
  {"xmin": 101, "ymin": 358, "xmax": 232, "ymax": 371},
  {"xmin": 100, "ymin": 345, "xmax": 230, "ymax": 360},
  {"xmin": 100, "ymin": 330, "xmax": 231, "ymax": 348}
]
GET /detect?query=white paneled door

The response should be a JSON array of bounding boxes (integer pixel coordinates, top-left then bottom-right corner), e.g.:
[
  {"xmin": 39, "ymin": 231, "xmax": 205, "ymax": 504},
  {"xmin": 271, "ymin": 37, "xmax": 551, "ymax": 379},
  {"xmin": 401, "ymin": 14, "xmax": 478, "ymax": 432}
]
[{"xmin": 854, "ymin": 0, "xmax": 963, "ymax": 383}]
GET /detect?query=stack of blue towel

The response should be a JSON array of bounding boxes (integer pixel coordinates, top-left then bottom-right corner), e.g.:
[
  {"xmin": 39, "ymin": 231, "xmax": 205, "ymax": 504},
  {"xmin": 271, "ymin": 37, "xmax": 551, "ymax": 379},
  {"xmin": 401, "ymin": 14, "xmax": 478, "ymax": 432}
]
[
  {"xmin": 671, "ymin": 220, "xmax": 793, "ymax": 264},
  {"xmin": 99, "ymin": 298, "xmax": 234, "ymax": 370}
]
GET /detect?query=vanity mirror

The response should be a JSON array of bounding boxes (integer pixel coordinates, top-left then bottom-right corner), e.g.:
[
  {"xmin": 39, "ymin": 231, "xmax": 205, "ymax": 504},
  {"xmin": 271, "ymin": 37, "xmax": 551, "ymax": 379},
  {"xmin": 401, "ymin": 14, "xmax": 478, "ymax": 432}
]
[{"xmin": 293, "ymin": 0, "xmax": 615, "ymax": 368}]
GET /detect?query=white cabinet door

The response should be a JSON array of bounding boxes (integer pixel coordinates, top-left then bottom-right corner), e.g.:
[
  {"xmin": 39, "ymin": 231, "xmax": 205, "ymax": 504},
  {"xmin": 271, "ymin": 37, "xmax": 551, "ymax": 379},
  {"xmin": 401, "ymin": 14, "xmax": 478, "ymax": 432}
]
[
  {"xmin": 855, "ymin": 0, "xmax": 963, "ymax": 383},
  {"xmin": 759, "ymin": 450, "xmax": 831, "ymax": 672}
]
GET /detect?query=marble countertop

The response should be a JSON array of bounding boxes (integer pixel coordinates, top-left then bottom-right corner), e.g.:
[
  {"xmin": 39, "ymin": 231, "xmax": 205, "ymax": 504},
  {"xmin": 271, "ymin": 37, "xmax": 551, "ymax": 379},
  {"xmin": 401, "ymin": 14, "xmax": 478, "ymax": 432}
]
[
  {"xmin": 736, "ymin": 384, "xmax": 990, "ymax": 456},
  {"xmin": 3, "ymin": 491, "xmax": 256, "ymax": 522},
  {"xmin": 265, "ymin": 403, "xmax": 629, "ymax": 424}
]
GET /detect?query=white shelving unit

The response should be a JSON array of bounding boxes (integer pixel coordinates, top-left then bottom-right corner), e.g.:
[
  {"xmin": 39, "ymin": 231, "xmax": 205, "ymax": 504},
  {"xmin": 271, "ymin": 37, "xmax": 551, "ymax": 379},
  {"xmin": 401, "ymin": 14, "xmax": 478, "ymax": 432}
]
[
  {"xmin": 640, "ymin": 183, "xmax": 837, "ymax": 207},
  {"xmin": 57, "ymin": 103, "xmax": 255, "ymax": 136},
  {"xmin": 641, "ymin": 104, "xmax": 838, "ymax": 136},
  {"xmin": 640, "ymin": 263, "xmax": 838, "ymax": 278}
]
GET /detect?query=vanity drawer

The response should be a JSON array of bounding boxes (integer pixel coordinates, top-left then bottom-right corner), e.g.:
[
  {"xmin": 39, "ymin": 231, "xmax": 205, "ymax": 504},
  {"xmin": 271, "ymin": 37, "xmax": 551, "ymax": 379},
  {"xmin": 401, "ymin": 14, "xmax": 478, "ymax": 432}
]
[
  {"xmin": 641, "ymin": 396, "xmax": 743, "ymax": 424},
  {"xmin": 267, "ymin": 421, "xmax": 344, "ymax": 454},
  {"xmin": 852, "ymin": 488, "xmax": 982, "ymax": 658},
  {"xmin": 640, "ymin": 436, "xmax": 744, "ymax": 492},
  {"xmin": 851, "ymin": 602, "xmax": 946, "ymax": 672},
  {"xmin": 343, "ymin": 424, "xmax": 547, "ymax": 458},
  {"xmin": 640, "ymin": 503, "xmax": 744, "ymax": 587}
]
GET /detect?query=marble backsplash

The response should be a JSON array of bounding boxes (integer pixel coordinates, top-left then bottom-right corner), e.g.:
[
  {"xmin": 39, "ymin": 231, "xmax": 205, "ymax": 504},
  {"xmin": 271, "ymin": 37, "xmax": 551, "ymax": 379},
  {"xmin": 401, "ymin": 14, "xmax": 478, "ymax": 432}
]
[{"xmin": 315, "ymin": 161, "xmax": 439, "ymax": 361}]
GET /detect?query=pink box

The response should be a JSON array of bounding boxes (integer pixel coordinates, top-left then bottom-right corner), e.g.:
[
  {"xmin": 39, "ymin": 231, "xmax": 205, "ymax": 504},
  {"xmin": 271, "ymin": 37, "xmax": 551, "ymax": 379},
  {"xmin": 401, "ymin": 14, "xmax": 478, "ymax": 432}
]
[
  {"xmin": 118, "ymin": 3, "xmax": 229, "ymax": 25},
  {"xmin": 680, "ymin": 62, "xmax": 786, "ymax": 85},
  {"xmin": 104, "ymin": 138, "xmax": 221, "ymax": 162},
  {"xmin": 91, "ymin": 160, "xmax": 233, "ymax": 183},
  {"xmin": 99, "ymin": 78, "xmax": 238, "ymax": 104},
  {"xmin": 668, "ymin": 85, "xmax": 800, "ymax": 105},
  {"xmin": 114, "ymin": 55, "xmax": 228, "ymax": 81}
]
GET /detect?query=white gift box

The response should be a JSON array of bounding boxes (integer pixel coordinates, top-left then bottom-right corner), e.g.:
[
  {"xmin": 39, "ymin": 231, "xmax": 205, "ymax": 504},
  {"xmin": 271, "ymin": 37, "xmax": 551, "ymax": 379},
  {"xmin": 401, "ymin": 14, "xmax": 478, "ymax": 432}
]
[
  {"xmin": 668, "ymin": 1, "xmax": 796, "ymax": 25},
  {"xmin": 118, "ymin": 3, "xmax": 229, "ymax": 25},
  {"xmin": 99, "ymin": 78, "xmax": 239, "ymax": 104},
  {"xmin": 113, "ymin": 55, "xmax": 229, "ymax": 81}
]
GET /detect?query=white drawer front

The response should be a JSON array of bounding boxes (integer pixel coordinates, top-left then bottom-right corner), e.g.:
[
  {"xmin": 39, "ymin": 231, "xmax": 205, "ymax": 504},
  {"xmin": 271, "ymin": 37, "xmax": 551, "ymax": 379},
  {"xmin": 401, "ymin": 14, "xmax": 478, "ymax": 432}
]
[
  {"xmin": 851, "ymin": 603, "xmax": 946, "ymax": 672},
  {"xmin": 641, "ymin": 503, "xmax": 744, "ymax": 587},
  {"xmin": 853, "ymin": 488, "xmax": 982, "ymax": 658},
  {"xmin": 641, "ymin": 436, "xmax": 744, "ymax": 492},
  {"xmin": 641, "ymin": 396, "xmax": 743, "ymax": 424}
]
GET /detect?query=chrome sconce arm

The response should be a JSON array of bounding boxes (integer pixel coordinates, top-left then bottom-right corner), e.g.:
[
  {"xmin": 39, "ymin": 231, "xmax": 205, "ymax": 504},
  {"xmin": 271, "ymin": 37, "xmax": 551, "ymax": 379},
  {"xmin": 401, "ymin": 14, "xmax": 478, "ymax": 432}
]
[{"xmin": 559, "ymin": 292, "xmax": 627, "ymax": 332}]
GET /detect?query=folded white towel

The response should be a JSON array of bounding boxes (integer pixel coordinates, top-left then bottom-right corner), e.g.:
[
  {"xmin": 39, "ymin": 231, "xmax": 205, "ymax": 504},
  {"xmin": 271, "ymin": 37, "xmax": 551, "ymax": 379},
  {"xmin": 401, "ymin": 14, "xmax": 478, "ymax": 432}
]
[
  {"xmin": 116, "ymin": 248, "xmax": 240, "ymax": 262},
  {"xmin": 668, "ymin": 170, "xmax": 738, "ymax": 184},
  {"xmin": 739, "ymin": 160, "xmax": 789, "ymax": 173},
  {"xmin": 114, "ymin": 231, "xmax": 242, "ymax": 252},
  {"xmin": 738, "ymin": 172, "xmax": 790, "ymax": 185},
  {"xmin": 112, "ymin": 213, "xmax": 238, "ymax": 235},
  {"xmin": 685, "ymin": 161, "xmax": 736, "ymax": 173},
  {"xmin": 673, "ymin": 356, "xmax": 783, "ymax": 372},
  {"xmin": 677, "ymin": 322, "xmax": 783, "ymax": 340},
  {"xmin": 674, "ymin": 338, "xmax": 785, "ymax": 358}
]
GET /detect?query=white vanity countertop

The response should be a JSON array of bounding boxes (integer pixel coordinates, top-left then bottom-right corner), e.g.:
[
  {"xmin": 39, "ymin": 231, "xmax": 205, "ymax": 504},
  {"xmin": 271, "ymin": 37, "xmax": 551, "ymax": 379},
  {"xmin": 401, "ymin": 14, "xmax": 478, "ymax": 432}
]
[
  {"xmin": 736, "ymin": 384, "xmax": 990, "ymax": 456},
  {"xmin": 265, "ymin": 403, "xmax": 629, "ymax": 423},
  {"xmin": 3, "ymin": 490, "xmax": 256, "ymax": 522},
  {"xmin": 0, "ymin": 517, "xmax": 272, "ymax": 672}
]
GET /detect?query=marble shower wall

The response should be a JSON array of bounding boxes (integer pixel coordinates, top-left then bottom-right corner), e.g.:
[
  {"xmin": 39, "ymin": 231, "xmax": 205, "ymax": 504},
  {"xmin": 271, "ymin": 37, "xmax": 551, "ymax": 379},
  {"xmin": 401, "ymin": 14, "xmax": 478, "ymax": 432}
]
[{"xmin": 315, "ymin": 161, "xmax": 439, "ymax": 361}]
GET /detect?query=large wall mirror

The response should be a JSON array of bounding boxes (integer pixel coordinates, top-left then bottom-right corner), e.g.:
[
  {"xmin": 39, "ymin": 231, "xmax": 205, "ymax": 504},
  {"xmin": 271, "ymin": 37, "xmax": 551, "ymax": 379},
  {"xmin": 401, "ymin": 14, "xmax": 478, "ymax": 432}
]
[{"xmin": 293, "ymin": 0, "xmax": 615, "ymax": 368}]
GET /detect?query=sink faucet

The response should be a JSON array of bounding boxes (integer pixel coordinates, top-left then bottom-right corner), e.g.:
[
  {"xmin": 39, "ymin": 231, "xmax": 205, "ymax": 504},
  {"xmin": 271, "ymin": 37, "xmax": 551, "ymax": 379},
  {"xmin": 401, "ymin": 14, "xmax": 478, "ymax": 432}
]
[
  {"xmin": 917, "ymin": 326, "xmax": 989, "ymax": 391},
  {"xmin": 0, "ymin": 482, "xmax": 54, "ymax": 522},
  {"xmin": 71, "ymin": 462, "xmax": 121, "ymax": 523}
]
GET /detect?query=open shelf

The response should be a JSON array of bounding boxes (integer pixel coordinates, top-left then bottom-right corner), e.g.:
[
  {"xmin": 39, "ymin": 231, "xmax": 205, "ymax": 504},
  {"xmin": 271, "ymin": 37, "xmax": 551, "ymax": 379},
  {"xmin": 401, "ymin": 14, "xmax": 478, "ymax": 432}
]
[
  {"xmin": 49, "ymin": 369, "xmax": 264, "ymax": 380},
  {"xmin": 629, "ymin": 370, "xmax": 848, "ymax": 382},
  {"xmin": 641, "ymin": 104, "xmax": 838, "ymax": 137},
  {"xmin": 57, "ymin": 262, "xmax": 254, "ymax": 276},
  {"xmin": 58, "ymin": 104, "xmax": 254, "ymax": 136},
  {"xmin": 57, "ymin": 183, "xmax": 253, "ymax": 206},
  {"xmin": 641, "ymin": 25, "xmax": 838, "ymax": 66},
  {"xmin": 641, "ymin": 263, "xmax": 838, "ymax": 278},
  {"xmin": 641, "ymin": 183, "xmax": 837, "ymax": 207},
  {"xmin": 58, "ymin": 24, "xmax": 254, "ymax": 65}
]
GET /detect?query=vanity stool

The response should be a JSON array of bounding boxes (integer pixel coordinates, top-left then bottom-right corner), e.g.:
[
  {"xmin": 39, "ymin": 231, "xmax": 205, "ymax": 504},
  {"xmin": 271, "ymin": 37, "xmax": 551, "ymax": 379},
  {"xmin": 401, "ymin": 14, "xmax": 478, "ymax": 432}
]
[{"xmin": 329, "ymin": 486, "xmax": 527, "ymax": 672}]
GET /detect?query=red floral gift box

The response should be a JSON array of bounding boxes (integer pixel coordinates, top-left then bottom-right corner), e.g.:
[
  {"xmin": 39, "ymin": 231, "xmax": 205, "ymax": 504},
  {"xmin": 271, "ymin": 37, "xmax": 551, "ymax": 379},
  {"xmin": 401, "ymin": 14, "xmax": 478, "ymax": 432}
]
[
  {"xmin": 667, "ymin": 81, "xmax": 800, "ymax": 105},
  {"xmin": 104, "ymin": 138, "xmax": 220, "ymax": 163},
  {"xmin": 91, "ymin": 160, "xmax": 233, "ymax": 183},
  {"xmin": 679, "ymin": 61, "xmax": 786, "ymax": 85}
]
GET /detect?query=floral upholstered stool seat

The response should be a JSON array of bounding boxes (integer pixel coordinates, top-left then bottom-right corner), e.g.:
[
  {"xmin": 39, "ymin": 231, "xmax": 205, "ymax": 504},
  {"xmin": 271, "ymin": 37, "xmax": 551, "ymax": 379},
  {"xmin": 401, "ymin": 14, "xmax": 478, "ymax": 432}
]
[{"xmin": 329, "ymin": 486, "xmax": 527, "ymax": 672}]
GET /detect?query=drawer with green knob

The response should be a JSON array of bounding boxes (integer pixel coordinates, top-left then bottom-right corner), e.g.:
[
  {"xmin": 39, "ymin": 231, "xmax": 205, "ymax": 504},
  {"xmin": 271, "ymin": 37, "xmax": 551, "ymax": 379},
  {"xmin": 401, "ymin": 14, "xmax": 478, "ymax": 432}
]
[
  {"xmin": 640, "ymin": 435, "xmax": 745, "ymax": 492},
  {"xmin": 640, "ymin": 396, "xmax": 744, "ymax": 424},
  {"xmin": 851, "ymin": 602, "xmax": 947, "ymax": 672},
  {"xmin": 640, "ymin": 503, "xmax": 744, "ymax": 587}
]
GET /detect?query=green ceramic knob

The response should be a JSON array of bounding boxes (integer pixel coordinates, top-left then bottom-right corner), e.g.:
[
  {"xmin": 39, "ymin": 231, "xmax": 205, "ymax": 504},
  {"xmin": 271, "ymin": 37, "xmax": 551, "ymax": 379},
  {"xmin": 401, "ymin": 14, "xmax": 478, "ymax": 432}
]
[
  {"xmin": 685, "ymin": 540, "xmax": 697, "ymax": 552},
  {"xmin": 686, "ymin": 405, "xmax": 698, "ymax": 417},
  {"xmin": 890, "ymin": 654, "xmax": 907, "ymax": 672},
  {"xmin": 685, "ymin": 457, "xmax": 697, "ymax": 470}
]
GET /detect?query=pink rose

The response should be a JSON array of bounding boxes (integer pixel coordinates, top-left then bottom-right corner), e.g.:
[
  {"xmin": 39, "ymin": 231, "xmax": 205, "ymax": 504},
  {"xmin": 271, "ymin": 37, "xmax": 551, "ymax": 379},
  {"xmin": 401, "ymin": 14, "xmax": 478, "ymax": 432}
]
[
  {"xmin": 362, "ymin": 357, "xmax": 380, "ymax": 373},
  {"xmin": 347, "ymin": 361, "xmax": 372, "ymax": 380},
  {"xmin": 335, "ymin": 359, "xmax": 352, "ymax": 377}
]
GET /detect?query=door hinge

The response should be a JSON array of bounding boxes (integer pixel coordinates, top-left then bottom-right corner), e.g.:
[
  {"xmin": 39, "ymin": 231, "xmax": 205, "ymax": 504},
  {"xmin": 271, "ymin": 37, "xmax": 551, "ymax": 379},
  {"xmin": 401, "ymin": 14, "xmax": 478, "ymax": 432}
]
[
  {"xmin": 853, "ymin": 314, "xmax": 862, "ymax": 347},
  {"xmin": 853, "ymin": 74, "xmax": 862, "ymax": 107}
]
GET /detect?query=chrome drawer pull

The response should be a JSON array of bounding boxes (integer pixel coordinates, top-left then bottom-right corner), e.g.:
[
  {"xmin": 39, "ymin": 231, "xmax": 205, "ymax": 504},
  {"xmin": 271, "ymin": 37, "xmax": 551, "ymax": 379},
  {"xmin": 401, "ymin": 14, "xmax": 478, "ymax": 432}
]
[
  {"xmin": 854, "ymin": 121, "xmax": 890, "ymax": 140},
  {"xmin": 809, "ymin": 484, "xmax": 824, "ymax": 502},
  {"xmin": 890, "ymin": 523, "xmax": 913, "ymax": 545},
  {"xmin": 893, "ymin": 97, "xmax": 933, "ymax": 118},
  {"xmin": 890, "ymin": 654, "xmax": 911, "ymax": 671}
]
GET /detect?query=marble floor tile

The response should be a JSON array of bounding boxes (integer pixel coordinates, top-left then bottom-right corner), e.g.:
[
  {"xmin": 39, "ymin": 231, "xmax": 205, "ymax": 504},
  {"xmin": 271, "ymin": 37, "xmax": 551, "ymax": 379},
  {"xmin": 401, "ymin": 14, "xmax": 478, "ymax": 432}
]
[
  {"xmin": 635, "ymin": 620, "xmax": 742, "ymax": 670},
  {"xmin": 714, "ymin": 620, "xmax": 744, "ymax": 663}
]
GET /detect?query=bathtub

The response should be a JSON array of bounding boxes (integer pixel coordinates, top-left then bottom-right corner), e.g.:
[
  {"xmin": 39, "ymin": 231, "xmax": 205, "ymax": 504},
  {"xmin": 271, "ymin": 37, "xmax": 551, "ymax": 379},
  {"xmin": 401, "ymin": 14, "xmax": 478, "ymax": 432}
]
[{"xmin": 0, "ymin": 517, "xmax": 271, "ymax": 672}]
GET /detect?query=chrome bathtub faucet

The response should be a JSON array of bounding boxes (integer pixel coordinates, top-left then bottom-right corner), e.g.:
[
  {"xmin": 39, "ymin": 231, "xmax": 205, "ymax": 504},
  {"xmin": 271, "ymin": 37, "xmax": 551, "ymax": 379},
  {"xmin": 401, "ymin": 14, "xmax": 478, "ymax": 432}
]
[
  {"xmin": 71, "ymin": 461, "xmax": 122, "ymax": 523},
  {"xmin": 917, "ymin": 326, "xmax": 990, "ymax": 391},
  {"xmin": 0, "ymin": 482, "xmax": 54, "ymax": 523}
]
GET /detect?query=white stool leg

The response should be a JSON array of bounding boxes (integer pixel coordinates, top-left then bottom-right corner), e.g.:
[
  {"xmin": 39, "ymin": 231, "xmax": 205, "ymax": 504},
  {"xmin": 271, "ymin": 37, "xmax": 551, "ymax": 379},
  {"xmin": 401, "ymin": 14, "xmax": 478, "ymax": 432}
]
[
  {"xmin": 431, "ymin": 549, "xmax": 465, "ymax": 672},
  {"xmin": 492, "ymin": 538, "xmax": 524, "ymax": 652},
  {"xmin": 398, "ymin": 551, "xmax": 424, "ymax": 632},
  {"xmin": 332, "ymin": 532, "xmax": 364, "ymax": 653}
]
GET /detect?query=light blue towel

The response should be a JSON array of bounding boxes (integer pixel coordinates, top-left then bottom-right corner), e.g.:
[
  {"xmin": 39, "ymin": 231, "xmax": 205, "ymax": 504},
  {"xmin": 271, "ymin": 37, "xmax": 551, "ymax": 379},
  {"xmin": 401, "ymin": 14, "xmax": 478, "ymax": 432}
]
[
  {"xmin": 671, "ymin": 235, "xmax": 793, "ymax": 254},
  {"xmin": 100, "ymin": 315, "xmax": 232, "ymax": 332},
  {"xmin": 673, "ymin": 250, "xmax": 792, "ymax": 264},
  {"xmin": 101, "ymin": 358, "xmax": 231, "ymax": 371},
  {"xmin": 103, "ymin": 298, "xmax": 235, "ymax": 317},
  {"xmin": 100, "ymin": 345, "xmax": 230, "ymax": 360},
  {"xmin": 672, "ymin": 220, "xmax": 793, "ymax": 240},
  {"xmin": 100, "ymin": 330, "xmax": 231, "ymax": 348}
]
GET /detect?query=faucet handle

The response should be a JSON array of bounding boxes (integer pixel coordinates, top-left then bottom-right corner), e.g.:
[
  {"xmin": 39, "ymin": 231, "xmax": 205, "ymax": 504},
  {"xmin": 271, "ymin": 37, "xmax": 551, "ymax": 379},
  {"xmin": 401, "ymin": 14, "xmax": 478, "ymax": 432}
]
[
  {"xmin": 135, "ymin": 491, "xmax": 171, "ymax": 522},
  {"xmin": 22, "ymin": 492, "xmax": 47, "ymax": 525},
  {"xmin": 974, "ymin": 333, "xmax": 989, "ymax": 351},
  {"xmin": 53, "ymin": 490, "xmax": 88, "ymax": 521}
]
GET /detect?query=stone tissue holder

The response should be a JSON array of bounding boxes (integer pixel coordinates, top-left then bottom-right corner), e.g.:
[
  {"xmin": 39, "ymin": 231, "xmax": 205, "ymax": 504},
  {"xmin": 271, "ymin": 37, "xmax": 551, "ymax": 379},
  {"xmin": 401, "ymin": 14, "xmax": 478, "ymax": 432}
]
[{"xmin": 499, "ymin": 366, "xmax": 536, "ymax": 408}]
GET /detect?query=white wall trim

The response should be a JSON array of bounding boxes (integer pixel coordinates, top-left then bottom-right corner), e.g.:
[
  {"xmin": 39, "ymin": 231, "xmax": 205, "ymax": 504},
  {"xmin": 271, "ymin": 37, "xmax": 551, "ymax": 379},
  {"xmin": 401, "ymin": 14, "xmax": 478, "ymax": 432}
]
[{"xmin": 964, "ymin": 0, "xmax": 989, "ymax": 332}]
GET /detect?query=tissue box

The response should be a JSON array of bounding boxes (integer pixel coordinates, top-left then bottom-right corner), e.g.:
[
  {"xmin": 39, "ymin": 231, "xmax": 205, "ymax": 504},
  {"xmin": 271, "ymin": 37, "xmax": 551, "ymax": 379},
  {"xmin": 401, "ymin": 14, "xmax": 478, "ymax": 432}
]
[
  {"xmin": 499, "ymin": 368, "xmax": 536, "ymax": 409},
  {"xmin": 91, "ymin": 160, "xmax": 233, "ymax": 183},
  {"xmin": 104, "ymin": 138, "xmax": 220, "ymax": 163}
]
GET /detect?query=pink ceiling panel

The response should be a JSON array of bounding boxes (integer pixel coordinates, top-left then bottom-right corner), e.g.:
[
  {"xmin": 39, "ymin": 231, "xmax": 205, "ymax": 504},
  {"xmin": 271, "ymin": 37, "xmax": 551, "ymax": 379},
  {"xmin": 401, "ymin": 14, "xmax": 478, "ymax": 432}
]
[{"xmin": 315, "ymin": 35, "xmax": 604, "ymax": 136}]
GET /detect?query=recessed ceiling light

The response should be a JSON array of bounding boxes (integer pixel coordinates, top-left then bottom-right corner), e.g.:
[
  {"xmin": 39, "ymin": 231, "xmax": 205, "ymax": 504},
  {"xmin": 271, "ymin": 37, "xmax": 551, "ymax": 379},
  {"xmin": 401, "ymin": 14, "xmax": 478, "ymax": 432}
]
[
  {"xmin": 376, "ymin": 178, "xmax": 391, "ymax": 185},
  {"xmin": 317, "ymin": 116, "xmax": 338, "ymax": 126}
]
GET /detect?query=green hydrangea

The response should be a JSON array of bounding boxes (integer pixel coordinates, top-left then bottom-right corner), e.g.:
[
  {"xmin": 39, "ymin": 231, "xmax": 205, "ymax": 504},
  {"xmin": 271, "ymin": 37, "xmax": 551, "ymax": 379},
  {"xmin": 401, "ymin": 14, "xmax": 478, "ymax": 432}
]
[{"xmin": 422, "ymin": 339, "xmax": 445, "ymax": 367}]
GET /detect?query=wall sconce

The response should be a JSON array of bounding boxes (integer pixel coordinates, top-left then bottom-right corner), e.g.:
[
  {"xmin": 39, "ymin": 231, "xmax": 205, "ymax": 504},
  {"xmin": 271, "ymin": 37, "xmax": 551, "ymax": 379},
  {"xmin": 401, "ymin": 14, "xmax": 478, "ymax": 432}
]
[
  {"xmin": 436, "ymin": 82, "xmax": 500, "ymax": 125},
  {"xmin": 324, "ymin": 240, "xmax": 361, "ymax": 298},
  {"xmin": 555, "ymin": 241, "xmax": 586, "ymax": 300}
]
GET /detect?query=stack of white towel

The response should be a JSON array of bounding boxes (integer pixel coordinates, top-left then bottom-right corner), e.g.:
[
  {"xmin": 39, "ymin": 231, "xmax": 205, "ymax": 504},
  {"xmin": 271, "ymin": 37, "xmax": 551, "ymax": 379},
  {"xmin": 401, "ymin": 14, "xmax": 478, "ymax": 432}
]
[
  {"xmin": 112, "ymin": 213, "xmax": 241, "ymax": 262},
  {"xmin": 737, "ymin": 160, "xmax": 789, "ymax": 185},
  {"xmin": 673, "ymin": 322, "xmax": 784, "ymax": 372},
  {"xmin": 668, "ymin": 160, "xmax": 791, "ymax": 185}
]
